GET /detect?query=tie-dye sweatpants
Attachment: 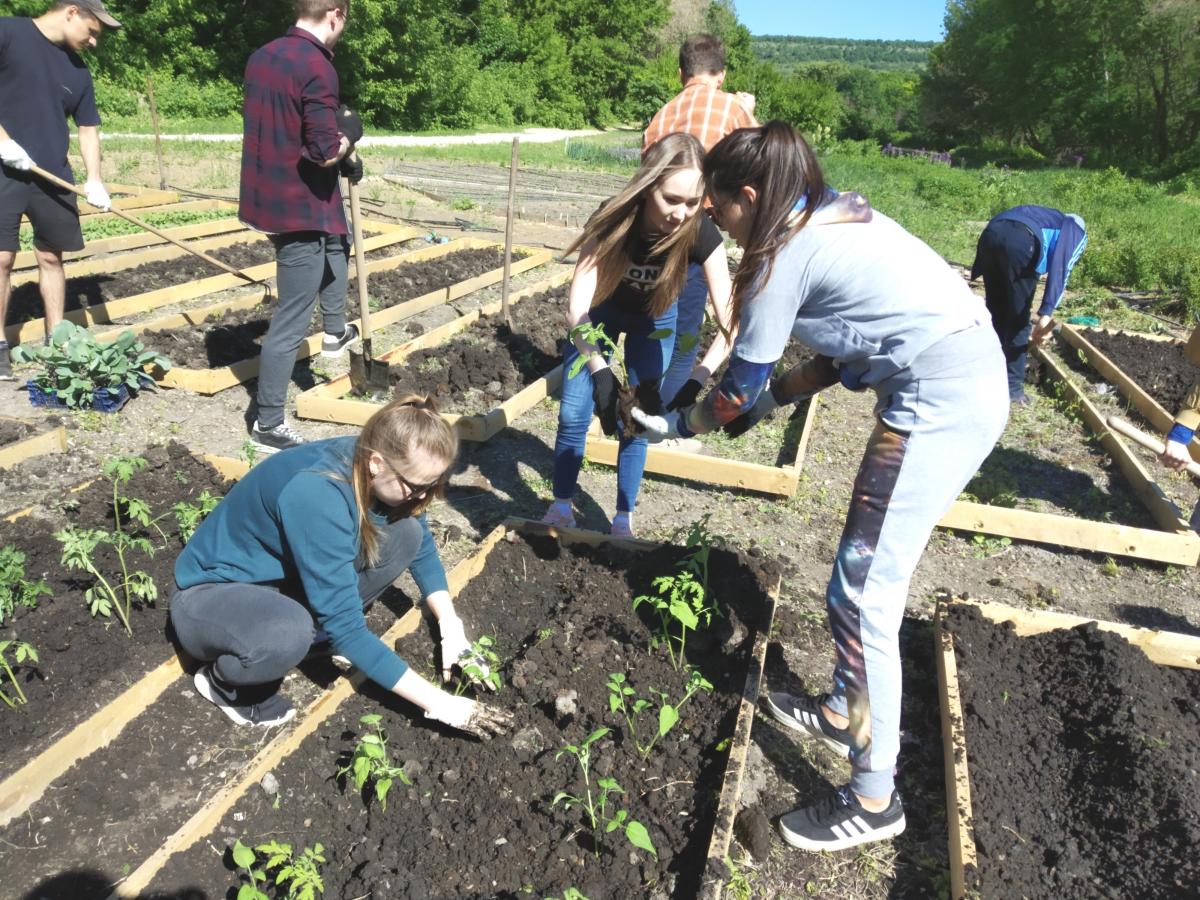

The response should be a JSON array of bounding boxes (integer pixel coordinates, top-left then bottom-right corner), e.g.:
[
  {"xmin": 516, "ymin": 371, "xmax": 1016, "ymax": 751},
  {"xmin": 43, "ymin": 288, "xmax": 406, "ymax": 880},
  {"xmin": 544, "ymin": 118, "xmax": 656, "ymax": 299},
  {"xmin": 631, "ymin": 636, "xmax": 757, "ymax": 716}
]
[{"xmin": 822, "ymin": 323, "xmax": 1009, "ymax": 799}]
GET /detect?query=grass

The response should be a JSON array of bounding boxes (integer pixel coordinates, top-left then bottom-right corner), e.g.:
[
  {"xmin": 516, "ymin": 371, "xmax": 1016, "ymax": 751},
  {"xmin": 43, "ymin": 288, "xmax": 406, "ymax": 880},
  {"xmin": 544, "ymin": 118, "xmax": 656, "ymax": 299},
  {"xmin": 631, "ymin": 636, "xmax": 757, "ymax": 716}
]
[{"xmin": 19, "ymin": 208, "xmax": 232, "ymax": 252}]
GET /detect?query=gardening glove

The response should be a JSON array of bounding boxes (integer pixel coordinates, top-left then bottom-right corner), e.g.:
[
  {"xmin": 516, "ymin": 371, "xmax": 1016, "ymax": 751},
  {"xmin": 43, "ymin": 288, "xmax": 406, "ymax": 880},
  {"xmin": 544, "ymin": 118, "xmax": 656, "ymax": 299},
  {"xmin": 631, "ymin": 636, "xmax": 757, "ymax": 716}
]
[
  {"xmin": 425, "ymin": 693, "xmax": 513, "ymax": 740},
  {"xmin": 629, "ymin": 408, "xmax": 681, "ymax": 443},
  {"xmin": 665, "ymin": 378, "xmax": 702, "ymax": 412},
  {"xmin": 439, "ymin": 615, "xmax": 494, "ymax": 690},
  {"xmin": 591, "ymin": 366, "xmax": 621, "ymax": 437},
  {"xmin": 337, "ymin": 104, "xmax": 365, "ymax": 146},
  {"xmin": 339, "ymin": 154, "xmax": 364, "ymax": 185},
  {"xmin": 0, "ymin": 138, "xmax": 33, "ymax": 171},
  {"xmin": 83, "ymin": 180, "xmax": 111, "ymax": 211}
]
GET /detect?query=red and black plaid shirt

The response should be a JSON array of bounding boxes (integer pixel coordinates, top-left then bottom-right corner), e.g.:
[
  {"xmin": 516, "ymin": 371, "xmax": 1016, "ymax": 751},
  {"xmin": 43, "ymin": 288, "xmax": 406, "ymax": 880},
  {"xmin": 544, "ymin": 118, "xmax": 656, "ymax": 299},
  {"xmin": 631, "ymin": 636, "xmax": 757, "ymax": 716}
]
[{"xmin": 239, "ymin": 28, "xmax": 347, "ymax": 236}]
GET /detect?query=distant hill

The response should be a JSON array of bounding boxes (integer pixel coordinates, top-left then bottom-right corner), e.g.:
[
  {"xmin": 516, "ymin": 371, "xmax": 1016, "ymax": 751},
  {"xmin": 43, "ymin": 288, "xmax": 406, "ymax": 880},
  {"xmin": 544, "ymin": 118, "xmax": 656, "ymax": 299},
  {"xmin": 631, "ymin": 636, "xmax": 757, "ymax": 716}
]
[{"xmin": 751, "ymin": 35, "xmax": 935, "ymax": 72}]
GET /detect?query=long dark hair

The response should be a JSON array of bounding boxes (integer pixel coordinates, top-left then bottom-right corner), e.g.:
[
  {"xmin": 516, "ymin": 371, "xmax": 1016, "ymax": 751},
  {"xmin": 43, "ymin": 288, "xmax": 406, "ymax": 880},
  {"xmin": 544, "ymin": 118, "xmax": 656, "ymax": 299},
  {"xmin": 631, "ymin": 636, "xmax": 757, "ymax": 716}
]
[
  {"xmin": 704, "ymin": 121, "xmax": 826, "ymax": 323},
  {"xmin": 566, "ymin": 132, "xmax": 705, "ymax": 318}
]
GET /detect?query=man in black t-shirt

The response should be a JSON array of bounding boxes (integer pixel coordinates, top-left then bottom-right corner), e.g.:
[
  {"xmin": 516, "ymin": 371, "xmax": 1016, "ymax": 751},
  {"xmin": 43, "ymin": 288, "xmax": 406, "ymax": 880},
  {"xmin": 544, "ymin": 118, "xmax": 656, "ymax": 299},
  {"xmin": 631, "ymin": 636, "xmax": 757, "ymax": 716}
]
[{"xmin": 0, "ymin": 0, "xmax": 121, "ymax": 378}]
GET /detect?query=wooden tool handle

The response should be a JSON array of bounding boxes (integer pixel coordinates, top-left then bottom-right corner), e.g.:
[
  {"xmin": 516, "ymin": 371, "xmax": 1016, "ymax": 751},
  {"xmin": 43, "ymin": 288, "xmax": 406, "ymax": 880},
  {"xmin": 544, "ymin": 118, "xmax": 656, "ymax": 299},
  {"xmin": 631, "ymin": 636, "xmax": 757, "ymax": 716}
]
[
  {"xmin": 1107, "ymin": 416, "xmax": 1200, "ymax": 477},
  {"xmin": 346, "ymin": 155, "xmax": 371, "ymax": 342},
  {"xmin": 29, "ymin": 164, "xmax": 259, "ymax": 284}
]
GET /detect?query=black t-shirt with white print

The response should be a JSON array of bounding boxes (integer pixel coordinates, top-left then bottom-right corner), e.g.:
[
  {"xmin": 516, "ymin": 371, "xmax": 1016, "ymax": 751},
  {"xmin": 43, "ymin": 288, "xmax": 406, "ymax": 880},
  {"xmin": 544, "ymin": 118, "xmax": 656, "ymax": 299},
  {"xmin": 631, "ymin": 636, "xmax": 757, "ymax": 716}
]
[{"xmin": 605, "ymin": 214, "xmax": 723, "ymax": 314}]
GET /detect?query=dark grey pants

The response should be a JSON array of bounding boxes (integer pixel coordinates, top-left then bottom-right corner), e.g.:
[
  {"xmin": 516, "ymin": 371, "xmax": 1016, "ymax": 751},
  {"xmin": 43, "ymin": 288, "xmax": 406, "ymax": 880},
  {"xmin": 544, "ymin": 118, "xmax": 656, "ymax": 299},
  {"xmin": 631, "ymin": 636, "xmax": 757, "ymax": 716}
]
[
  {"xmin": 169, "ymin": 517, "xmax": 423, "ymax": 686},
  {"xmin": 255, "ymin": 231, "xmax": 349, "ymax": 428}
]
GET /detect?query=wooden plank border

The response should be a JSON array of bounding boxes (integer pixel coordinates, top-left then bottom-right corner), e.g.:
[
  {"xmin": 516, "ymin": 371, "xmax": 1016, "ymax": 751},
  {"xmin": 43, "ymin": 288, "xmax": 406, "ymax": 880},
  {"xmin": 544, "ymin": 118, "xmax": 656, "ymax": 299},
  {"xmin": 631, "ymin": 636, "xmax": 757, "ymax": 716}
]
[
  {"xmin": 78, "ymin": 187, "xmax": 180, "ymax": 214},
  {"xmin": 583, "ymin": 395, "xmax": 820, "ymax": 498},
  {"xmin": 0, "ymin": 421, "xmax": 67, "ymax": 470},
  {"xmin": 296, "ymin": 268, "xmax": 569, "ymax": 436},
  {"xmin": 12, "ymin": 215, "xmax": 246, "ymax": 271},
  {"xmin": 938, "ymin": 598, "xmax": 1200, "ymax": 897},
  {"xmin": 1058, "ymin": 323, "xmax": 1200, "ymax": 465},
  {"xmin": 4, "ymin": 223, "xmax": 422, "ymax": 347}
]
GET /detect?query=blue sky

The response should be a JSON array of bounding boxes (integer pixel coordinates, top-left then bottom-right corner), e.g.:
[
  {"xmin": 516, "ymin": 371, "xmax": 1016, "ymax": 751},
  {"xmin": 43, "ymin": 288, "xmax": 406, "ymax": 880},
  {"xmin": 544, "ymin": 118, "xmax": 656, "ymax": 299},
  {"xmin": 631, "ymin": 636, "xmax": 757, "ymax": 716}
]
[{"xmin": 735, "ymin": 0, "xmax": 948, "ymax": 42}]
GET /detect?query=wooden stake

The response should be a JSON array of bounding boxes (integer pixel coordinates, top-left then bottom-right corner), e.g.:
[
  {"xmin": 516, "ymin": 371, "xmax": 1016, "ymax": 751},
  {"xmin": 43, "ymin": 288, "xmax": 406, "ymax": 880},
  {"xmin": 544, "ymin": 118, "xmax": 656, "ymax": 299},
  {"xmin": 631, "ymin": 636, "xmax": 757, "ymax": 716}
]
[
  {"xmin": 146, "ymin": 77, "xmax": 167, "ymax": 190},
  {"xmin": 501, "ymin": 137, "xmax": 519, "ymax": 329}
]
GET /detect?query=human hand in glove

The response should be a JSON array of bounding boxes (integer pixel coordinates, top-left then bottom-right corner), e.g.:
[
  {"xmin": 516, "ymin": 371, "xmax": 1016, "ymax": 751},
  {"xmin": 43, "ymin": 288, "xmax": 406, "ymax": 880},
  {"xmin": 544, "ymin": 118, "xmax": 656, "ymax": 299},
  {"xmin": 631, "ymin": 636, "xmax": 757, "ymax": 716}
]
[
  {"xmin": 339, "ymin": 153, "xmax": 364, "ymax": 185},
  {"xmin": 591, "ymin": 366, "xmax": 621, "ymax": 436},
  {"xmin": 665, "ymin": 378, "xmax": 702, "ymax": 412},
  {"xmin": 439, "ymin": 615, "xmax": 495, "ymax": 690},
  {"xmin": 336, "ymin": 104, "xmax": 364, "ymax": 146},
  {"xmin": 0, "ymin": 139, "xmax": 33, "ymax": 171},
  {"xmin": 629, "ymin": 407, "xmax": 681, "ymax": 443},
  {"xmin": 83, "ymin": 180, "xmax": 111, "ymax": 211},
  {"xmin": 425, "ymin": 693, "xmax": 514, "ymax": 740}
]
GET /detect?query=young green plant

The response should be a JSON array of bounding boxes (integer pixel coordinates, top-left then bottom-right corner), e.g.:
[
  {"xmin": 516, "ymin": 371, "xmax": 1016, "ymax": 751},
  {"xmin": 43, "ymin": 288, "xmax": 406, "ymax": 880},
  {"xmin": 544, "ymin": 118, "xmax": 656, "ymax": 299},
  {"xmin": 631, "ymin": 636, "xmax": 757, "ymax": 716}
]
[
  {"xmin": 633, "ymin": 567, "xmax": 715, "ymax": 670},
  {"xmin": 231, "ymin": 839, "xmax": 325, "ymax": 900},
  {"xmin": 337, "ymin": 713, "xmax": 412, "ymax": 811},
  {"xmin": 172, "ymin": 490, "xmax": 220, "ymax": 543},
  {"xmin": 452, "ymin": 634, "xmax": 502, "ymax": 695},
  {"xmin": 607, "ymin": 667, "xmax": 713, "ymax": 758},
  {"xmin": 567, "ymin": 321, "xmax": 673, "ymax": 384},
  {"xmin": 0, "ymin": 640, "xmax": 37, "ymax": 709},
  {"xmin": 0, "ymin": 545, "xmax": 51, "ymax": 625}
]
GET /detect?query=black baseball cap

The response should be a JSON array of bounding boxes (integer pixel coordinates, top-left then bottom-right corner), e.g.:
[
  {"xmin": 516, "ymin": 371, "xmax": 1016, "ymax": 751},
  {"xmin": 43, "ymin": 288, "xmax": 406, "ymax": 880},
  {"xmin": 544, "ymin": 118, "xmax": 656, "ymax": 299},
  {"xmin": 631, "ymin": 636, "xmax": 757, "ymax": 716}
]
[{"xmin": 75, "ymin": 0, "xmax": 122, "ymax": 28}]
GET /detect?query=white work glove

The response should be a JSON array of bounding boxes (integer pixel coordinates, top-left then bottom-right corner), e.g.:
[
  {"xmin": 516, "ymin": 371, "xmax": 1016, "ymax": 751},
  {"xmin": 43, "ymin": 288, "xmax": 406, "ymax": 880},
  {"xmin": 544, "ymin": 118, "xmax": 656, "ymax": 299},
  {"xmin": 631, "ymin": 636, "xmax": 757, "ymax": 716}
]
[
  {"xmin": 629, "ymin": 408, "xmax": 681, "ymax": 443},
  {"xmin": 0, "ymin": 139, "xmax": 33, "ymax": 171},
  {"xmin": 439, "ymin": 615, "xmax": 494, "ymax": 689},
  {"xmin": 424, "ymin": 693, "xmax": 513, "ymax": 740},
  {"xmin": 83, "ymin": 180, "xmax": 111, "ymax": 211}
]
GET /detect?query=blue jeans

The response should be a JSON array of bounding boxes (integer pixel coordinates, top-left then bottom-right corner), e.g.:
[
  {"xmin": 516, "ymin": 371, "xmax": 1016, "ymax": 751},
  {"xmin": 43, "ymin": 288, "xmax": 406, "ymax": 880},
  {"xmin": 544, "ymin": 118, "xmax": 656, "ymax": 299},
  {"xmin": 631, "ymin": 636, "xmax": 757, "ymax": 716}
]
[
  {"xmin": 658, "ymin": 264, "xmax": 709, "ymax": 406},
  {"xmin": 552, "ymin": 300, "xmax": 677, "ymax": 513}
]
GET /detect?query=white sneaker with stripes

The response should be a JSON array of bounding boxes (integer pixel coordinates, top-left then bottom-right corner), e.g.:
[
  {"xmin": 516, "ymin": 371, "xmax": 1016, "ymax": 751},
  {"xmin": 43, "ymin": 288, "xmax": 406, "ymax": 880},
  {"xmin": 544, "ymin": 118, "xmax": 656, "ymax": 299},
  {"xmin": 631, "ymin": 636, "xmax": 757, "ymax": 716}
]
[{"xmin": 778, "ymin": 785, "xmax": 905, "ymax": 852}]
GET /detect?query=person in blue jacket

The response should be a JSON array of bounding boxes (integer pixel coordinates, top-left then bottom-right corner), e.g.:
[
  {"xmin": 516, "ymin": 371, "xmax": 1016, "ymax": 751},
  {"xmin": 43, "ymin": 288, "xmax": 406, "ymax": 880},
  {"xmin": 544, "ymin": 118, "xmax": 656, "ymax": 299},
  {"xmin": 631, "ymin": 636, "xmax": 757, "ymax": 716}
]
[
  {"xmin": 971, "ymin": 204, "xmax": 1088, "ymax": 403},
  {"xmin": 170, "ymin": 395, "xmax": 511, "ymax": 738}
]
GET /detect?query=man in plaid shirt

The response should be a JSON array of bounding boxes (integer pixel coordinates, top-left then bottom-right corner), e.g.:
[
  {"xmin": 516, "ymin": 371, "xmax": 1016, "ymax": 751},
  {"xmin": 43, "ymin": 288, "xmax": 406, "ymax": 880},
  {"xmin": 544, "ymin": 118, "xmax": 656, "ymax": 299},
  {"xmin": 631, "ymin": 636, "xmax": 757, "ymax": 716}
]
[
  {"xmin": 643, "ymin": 34, "xmax": 757, "ymax": 413},
  {"xmin": 240, "ymin": 0, "xmax": 364, "ymax": 453}
]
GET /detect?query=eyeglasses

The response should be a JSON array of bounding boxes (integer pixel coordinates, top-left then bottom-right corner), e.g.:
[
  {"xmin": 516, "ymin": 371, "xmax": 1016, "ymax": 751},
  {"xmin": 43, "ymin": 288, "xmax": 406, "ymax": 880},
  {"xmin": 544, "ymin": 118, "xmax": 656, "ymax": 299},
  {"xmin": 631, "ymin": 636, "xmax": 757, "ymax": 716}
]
[
  {"xmin": 707, "ymin": 193, "xmax": 737, "ymax": 227},
  {"xmin": 379, "ymin": 457, "xmax": 444, "ymax": 498}
]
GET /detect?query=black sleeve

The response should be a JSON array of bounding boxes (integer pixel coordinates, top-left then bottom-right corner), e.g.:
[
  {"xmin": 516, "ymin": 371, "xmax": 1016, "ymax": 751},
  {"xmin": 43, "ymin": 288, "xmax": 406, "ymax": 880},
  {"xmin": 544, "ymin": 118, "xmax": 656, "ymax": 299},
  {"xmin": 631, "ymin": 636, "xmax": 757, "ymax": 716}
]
[{"xmin": 690, "ymin": 215, "xmax": 724, "ymax": 266}]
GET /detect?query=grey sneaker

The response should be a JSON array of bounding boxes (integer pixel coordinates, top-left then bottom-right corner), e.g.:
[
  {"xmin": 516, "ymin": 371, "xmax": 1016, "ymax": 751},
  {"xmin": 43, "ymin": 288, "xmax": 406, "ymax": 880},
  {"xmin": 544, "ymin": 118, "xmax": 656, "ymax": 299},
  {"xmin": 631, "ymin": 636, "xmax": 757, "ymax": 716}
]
[
  {"xmin": 0, "ymin": 344, "xmax": 14, "ymax": 382},
  {"xmin": 321, "ymin": 323, "xmax": 360, "ymax": 358},
  {"xmin": 193, "ymin": 664, "xmax": 296, "ymax": 727},
  {"xmin": 251, "ymin": 420, "xmax": 304, "ymax": 454}
]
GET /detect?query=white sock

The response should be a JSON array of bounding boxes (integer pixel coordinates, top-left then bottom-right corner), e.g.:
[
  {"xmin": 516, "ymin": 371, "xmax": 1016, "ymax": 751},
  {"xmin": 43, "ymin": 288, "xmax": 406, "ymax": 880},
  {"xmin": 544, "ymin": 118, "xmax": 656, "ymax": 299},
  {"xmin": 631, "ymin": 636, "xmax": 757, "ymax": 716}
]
[{"xmin": 549, "ymin": 499, "xmax": 572, "ymax": 516}]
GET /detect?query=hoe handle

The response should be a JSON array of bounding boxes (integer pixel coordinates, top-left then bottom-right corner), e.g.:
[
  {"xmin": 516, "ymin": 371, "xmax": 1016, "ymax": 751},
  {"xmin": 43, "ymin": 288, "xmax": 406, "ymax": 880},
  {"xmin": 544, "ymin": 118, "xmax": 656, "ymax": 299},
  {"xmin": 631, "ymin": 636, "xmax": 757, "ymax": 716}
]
[
  {"xmin": 1107, "ymin": 416, "xmax": 1200, "ymax": 477},
  {"xmin": 346, "ymin": 157, "xmax": 372, "ymax": 342},
  {"xmin": 29, "ymin": 164, "xmax": 260, "ymax": 284}
]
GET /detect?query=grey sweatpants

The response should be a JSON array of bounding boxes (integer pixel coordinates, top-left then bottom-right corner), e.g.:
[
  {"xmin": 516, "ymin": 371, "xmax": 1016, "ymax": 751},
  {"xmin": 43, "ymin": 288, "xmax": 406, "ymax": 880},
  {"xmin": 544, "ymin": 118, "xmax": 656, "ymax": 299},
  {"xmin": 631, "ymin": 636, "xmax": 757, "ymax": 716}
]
[
  {"xmin": 821, "ymin": 323, "xmax": 1008, "ymax": 799},
  {"xmin": 256, "ymin": 231, "xmax": 349, "ymax": 429},
  {"xmin": 169, "ymin": 517, "xmax": 422, "ymax": 687}
]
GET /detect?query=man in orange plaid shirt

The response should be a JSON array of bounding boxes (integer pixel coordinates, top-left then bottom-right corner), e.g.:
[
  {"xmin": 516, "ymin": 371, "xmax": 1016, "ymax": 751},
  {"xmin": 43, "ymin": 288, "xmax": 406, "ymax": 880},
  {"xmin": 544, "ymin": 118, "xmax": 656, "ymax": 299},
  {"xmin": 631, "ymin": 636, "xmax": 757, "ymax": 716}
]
[{"xmin": 643, "ymin": 33, "xmax": 757, "ymax": 411}]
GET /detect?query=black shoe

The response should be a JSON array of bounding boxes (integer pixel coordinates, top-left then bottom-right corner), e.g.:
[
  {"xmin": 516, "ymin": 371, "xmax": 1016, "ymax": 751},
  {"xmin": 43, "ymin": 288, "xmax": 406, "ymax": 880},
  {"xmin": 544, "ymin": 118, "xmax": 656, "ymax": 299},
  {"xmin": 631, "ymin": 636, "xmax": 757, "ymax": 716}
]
[
  {"xmin": 251, "ymin": 420, "xmax": 304, "ymax": 454},
  {"xmin": 0, "ymin": 344, "xmax": 14, "ymax": 382},
  {"xmin": 778, "ymin": 786, "xmax": 906, "ymax": 852},
  {"xmin": 764, "ymin": 692, "xmax": 852, "ymax": 758},
  {"xmin": 193, "ymin": 664, "xmax": 295, "ymax": 727},
  {"xmin": 321, "ymin": 323, "xmax": 360, "ymax": 358}
]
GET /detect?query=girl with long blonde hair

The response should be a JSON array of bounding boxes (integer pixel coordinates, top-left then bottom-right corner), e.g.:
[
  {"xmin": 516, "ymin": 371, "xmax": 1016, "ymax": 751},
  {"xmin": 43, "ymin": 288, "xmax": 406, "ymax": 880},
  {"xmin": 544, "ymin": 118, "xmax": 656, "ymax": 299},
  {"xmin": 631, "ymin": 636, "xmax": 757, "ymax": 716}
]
[{"xmin": 170, "ymin": 396, "xmax": 511, "ymax": 739}]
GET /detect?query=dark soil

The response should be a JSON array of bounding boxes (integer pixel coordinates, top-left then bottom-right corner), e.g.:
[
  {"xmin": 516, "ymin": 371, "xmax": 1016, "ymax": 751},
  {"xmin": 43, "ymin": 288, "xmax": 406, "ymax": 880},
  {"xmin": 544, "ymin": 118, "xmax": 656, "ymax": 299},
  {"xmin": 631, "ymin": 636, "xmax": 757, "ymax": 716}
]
[
  {"xmin": 1080, "ymin": 329, "xmax": 1194, "ymax": 415},
  {"xmin": 390, "ymin": 285, "xmax": 568, "ymax": 413},
  {"xmin": 0, "ymin": 418, "xmax": 38, "ymax": 446},
  {"xmin": 0, "ymin": 443, "xmax": 232, "ymax": 781},
  {"xmin": 149, "ymin": 531, "xmax": 778, "ymax": 900},
  {"xmin": 137, "ymin": 248, "xmax": 521, "ymax": 370},
  {"xmin": 944, "ymin": 603, "xmax": 1200, "ymax": 898}
]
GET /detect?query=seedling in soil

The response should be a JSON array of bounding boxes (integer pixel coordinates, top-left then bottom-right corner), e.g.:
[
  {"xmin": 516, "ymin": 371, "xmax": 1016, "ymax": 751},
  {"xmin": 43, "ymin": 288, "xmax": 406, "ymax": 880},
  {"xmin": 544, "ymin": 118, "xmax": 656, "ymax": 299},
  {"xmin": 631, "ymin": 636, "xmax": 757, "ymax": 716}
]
[
  {"xmin": 172, "ymin": 490, "xmax": 220, "ymax": 543},
  {"xmin": 607, "ymin": 668, "xmax": 714, "ymax": 758},
  {"xmin": 0, "ymin": 640, "xmax": 38, "ymax": 709},
  {"xmin": 0, "ymin": 545, "xmax": 51, "ymax": 625},
  {"xmin": 231, "ymin": 839, "xmax": 325, "ymax": 900},
  {"xmin": 546, "ymin": 890, "xmax": 590, "ymax": 900},
  {"xmin": 679, "ymin": 514, "xmax": 719, "ymax": 615},
  {"xmin": 633, "ymin": 567, "xmax": 715, "ymax": 670},
  {"xmin": 553, "ymin": 728, "xmax": 657, "ymax": 859},
  {"xmin": 452, "ymin": 634, "xmax": 503, "ymax": 695},
  {"xmin": 56, "ymin": 455, "xmax": 161, "ymax": 636},
  {"xmin": 239, "ymin": 439, "xmax": 259, "ymax": 468},
  {"xmin": 336, "ymin": 713, "xmax": 412, "ymax": 811}
]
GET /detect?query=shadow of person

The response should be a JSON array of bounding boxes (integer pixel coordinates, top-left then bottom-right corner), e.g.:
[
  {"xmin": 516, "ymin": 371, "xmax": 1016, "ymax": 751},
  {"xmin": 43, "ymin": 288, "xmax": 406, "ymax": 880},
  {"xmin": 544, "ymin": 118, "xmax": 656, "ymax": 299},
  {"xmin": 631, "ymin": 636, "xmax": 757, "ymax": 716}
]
[
  {"xmin": 18, "ymin": 868, "xmax": 207, "ymax": 900},
  {"xmin": 1115, "ymin": 603, "xmax": 1200, "ymax": 637}
]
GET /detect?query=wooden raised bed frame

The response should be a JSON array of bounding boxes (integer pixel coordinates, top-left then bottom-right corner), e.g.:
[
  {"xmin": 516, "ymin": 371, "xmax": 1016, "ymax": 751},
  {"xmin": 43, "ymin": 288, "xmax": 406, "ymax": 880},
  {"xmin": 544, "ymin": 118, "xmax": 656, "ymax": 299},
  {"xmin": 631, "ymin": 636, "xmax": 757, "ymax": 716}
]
[
  {"xmin": 0, "ymin": 513, "xmax": 774, "ymax": 899},
  {"xmin": 0, "ymin": 418, "xmax": 67, "ymax": 470},
  {"xmin": 296, "ymin": 265, "xmax": 568, "ymax": 436},
  {"xmin": 936, "ymin": 598, "xmax": 1200, "ymax": 899},
  {"xmin": 4, "ymin": 220, "xmax": 422, "ymax": 347}
]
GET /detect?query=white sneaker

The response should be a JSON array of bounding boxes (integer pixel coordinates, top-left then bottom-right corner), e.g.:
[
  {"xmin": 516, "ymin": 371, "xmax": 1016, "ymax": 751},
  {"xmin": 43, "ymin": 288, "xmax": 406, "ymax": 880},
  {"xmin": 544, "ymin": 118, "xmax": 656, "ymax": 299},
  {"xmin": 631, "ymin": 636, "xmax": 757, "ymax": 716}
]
[
  {"xmin": 658, "ymin": 437, "xmax": 702, "ymax": 453},
  {"xmin": 541, "ymin": 502, "xmax": 576, "ymax": 529},
  {"xmin": 193, "ymin": 664, "xmax": 296, "ymax": 727}
]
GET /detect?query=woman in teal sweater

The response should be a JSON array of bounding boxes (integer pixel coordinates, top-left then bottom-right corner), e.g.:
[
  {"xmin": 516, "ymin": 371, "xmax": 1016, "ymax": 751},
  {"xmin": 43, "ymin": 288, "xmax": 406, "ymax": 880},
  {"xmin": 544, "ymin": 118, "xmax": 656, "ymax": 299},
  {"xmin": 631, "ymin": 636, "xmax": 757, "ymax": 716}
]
[{"xmin": 171, "ymin": 395, "xmax": 511, "ymax": 738}]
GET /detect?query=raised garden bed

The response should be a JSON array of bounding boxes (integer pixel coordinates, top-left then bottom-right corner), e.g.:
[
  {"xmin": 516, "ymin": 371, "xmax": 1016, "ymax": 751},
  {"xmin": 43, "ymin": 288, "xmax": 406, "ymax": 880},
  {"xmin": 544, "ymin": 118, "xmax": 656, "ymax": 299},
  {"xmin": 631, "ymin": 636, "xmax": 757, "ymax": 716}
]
[
  {"xmin": 297, "ymin": 269, "xmax": 569, "ymax": 438},
  {"xmin": 112, "ymin": 241, "xmax": 549, "ymax": 395},
  {"xmin": 78, "ymin": 520, "xmax": 775, "ymax": 900},
  {"xmin": 937, "ymin": 599, "xmax": 1200, "ymax": 899},
  {"xmin": 0, "ymin": 417, "xmax": 66, "ymax": 470},
  {"xmin": 4, "ymin": 223, "xmax": 422, "ymax": 347}
]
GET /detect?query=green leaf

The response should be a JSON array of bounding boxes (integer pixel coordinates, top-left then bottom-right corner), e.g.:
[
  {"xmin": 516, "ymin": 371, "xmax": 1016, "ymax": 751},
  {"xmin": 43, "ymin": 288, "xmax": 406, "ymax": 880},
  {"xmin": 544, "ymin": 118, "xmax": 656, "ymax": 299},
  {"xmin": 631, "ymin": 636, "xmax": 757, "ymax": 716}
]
[
  {"xmin": 646, "ymin": 328, "xmax": 674, "ymax": 340},
  {"xmin": 625, "ymin": 820, "xmax": 657, "ymax": 857},
  {"xmin": 583, "ymin": 726, "xmax": 610, "ymax": 746},
  {"xmin": 658, "ymin": 704, "xmax": 679, "ymax": 737},
  {"xmin": 231, "ymin": 840, "xmax": 256, "ymax": 869}
]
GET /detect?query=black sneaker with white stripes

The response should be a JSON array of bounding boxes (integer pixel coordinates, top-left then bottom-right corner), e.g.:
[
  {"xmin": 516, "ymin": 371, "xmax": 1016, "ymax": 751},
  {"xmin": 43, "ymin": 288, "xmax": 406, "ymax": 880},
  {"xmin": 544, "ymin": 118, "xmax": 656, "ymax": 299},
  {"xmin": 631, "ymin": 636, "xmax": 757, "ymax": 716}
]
[
  {"xmin": 251, "ymin": 420, "xmax": 304, "ymax": 454},
  {"xmin": 320, "ymin": 323, "xmax": 360, "ymax": 358},
  {"xmin": 778, "ymin": 785, "xmax": 906, "ymax": 852},
  {"xmin": 765, "ymin": 691, "xmax": 852, "ymax": 758}
]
